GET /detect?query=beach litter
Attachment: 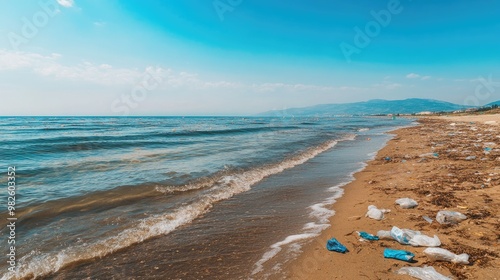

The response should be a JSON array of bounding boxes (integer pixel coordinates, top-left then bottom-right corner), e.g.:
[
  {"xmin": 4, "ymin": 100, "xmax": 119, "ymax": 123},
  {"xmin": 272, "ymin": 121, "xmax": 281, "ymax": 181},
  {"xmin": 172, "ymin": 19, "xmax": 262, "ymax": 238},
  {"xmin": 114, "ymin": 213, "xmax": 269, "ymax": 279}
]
[
  {"xmin": 326, "ymin": 237, "xmax": 348, "ymax": 253},
  {"xmin": 436, "ymin": 210, "xmax": 467, "ymax": 225},
  {"xmin": 465, "ymin": 156, "xmax": 476, "ymax": 161},
  {"xmin": 357, "ymin": 231, "xmax": 379, "ymax": 241},
  {"xmin": 376, "ymin": 230, "xmax": 393, "ymax": 240},
  {"xmin": 383, "ymin": 248, "xmax": 415, "ymax": 262},
  {"xmin": 366, "ymin": 205, "xmax": 390, "ymax": 220},
  {"xmin": 395, "ymin": 198, "xmax": 418, "ymax": 209},
  {"xmin": 397, "ymin": 266, "xmax": 452, "ymax": 280},
  {"xmin": 424, "ymin": 248, "xmax": 470, "ymax": 264},
  {"xmin": 409, "ymin": 234, "xmax": 441, "ymax": 247},
  {"xmin": 422, "ymin": 215, "xmax": 433, "ymax": 224},
  {"xmin": 419, "ymin": 153, "xmax": 439, "ymax": 159},
  {"xmin": 390, "ymin": 226, "xmax": 420, "ymax": 245}
]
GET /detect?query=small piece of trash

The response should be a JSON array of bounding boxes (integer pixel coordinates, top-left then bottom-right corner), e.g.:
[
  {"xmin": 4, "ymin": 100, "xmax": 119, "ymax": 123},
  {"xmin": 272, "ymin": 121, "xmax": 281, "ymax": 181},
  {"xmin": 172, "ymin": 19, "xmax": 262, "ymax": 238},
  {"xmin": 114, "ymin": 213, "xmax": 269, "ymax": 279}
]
[{"xmin": 422, "ymin": 215, "xmax": 433, "ymax": 224}]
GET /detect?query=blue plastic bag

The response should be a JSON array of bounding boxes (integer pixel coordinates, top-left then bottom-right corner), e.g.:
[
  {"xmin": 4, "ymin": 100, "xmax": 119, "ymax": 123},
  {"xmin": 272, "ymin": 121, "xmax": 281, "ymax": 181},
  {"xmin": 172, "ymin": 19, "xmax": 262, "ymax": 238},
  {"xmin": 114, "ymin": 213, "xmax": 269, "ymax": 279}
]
[
  {"xmin": 326, "ymin": 238, "xmax": 348, "ymax": 253},
  {"xmin": 383, "ymin": 248, "xmax": 415, "ymax": 262},
  {"xmin": 358, "ymin": 231, "xmax": 379, "ymax": 241}
]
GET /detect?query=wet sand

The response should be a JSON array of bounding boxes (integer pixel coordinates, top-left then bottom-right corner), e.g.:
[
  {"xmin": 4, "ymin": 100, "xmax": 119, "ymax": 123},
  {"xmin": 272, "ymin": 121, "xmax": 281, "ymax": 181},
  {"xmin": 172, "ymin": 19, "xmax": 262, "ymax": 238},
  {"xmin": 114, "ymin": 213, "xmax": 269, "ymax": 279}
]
[{"xmin": 281, "ymin": 115, "xmax": 500, "ymax": 279}]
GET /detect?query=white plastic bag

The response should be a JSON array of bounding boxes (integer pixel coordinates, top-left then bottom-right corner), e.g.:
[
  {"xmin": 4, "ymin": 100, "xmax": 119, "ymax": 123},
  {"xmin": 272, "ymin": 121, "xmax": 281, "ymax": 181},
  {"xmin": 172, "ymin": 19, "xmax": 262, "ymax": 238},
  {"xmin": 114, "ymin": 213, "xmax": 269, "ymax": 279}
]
[
  {"xmin": 397, "ymin": 266, "xmax": 452, "ymax": 280},
  {"xmin": 436, "ymin": 211, "xmax": 467, "ymax": 225},
  {"xmin": 376, "ymin": 230, "xmax": 392, "ymax": 240},
  {"xmin": 419, "ymin": 153, "xmax": 439, "ymax": 158},
  {"xmin": 390, "ymin": 226, "xmax": 420, "ymax": 245},
  {"xmin": 409, "ymin": 234, "xmax": 441, "ymax": 247},
  {"xmin": 395, "ymin": 198, "xmax": 418, "ymax": 209},
  {"xmin": 422, "ymin": 215, "xmax": 433, "ymax": 224},
  {"xmin": 366, "ymin": 205, "xmax": 390, "ymax": 220},
  {"xmin": 424, "ymin": 248, "xmax": 469, "ymax": 264}
]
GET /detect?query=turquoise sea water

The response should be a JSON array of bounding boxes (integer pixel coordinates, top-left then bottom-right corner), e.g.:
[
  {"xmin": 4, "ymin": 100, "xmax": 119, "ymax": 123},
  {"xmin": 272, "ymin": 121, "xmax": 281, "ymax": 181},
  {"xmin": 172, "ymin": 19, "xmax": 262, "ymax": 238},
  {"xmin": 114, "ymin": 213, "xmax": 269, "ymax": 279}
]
[{"xmin": 0, "ymin": 116, "xmax": 412, "ymax": 279}]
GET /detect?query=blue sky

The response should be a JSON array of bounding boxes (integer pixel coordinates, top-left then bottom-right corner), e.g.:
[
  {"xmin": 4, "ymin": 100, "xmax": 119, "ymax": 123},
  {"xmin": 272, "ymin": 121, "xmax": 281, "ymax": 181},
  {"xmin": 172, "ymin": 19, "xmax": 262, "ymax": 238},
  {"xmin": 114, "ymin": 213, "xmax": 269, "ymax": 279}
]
[{"xmin": 1, "ymin": 0, "xmax": 499, "ymax": 115}]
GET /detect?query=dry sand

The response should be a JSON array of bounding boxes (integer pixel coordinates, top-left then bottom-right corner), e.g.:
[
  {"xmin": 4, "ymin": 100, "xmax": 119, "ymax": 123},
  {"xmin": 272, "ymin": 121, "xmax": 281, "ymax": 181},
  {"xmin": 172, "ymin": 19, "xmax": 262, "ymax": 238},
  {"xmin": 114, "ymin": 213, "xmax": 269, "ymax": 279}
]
[
  {"xmin": 435, "ymin": 114, "xmax": 499, "ymax": 126},
  {"xmin": 278, "ymin": 115, "xmax": 500, "ymax": 280}
]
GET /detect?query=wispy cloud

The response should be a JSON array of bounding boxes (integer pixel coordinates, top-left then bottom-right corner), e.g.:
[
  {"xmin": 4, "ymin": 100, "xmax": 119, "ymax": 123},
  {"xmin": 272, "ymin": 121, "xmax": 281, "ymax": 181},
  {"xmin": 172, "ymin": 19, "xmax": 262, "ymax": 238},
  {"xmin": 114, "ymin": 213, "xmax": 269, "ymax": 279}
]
[
  {"xmin": 406, "ymin": 73, "xmax": 434, "ymax": 81},
  {"xmin": 0, "ymin": 49, "xmax": 412, "ymax": 95},
  {"xmin": 56, "ymin": 0, "xmax": 75, "ymax": 8},
  {"xmin": 0, "ymin": 49, "xmax": 140, "ymax": 85},
  {"xmin": 406, "ymin": 73, "xmax": 420, "ymax": 79},
  {"xmin": 93, "ymin": 21, "xmax": 106, "ymax": 27},
  {"xmin": 0, "ymin": 50, "xmax": 239, "ymax": 88}
]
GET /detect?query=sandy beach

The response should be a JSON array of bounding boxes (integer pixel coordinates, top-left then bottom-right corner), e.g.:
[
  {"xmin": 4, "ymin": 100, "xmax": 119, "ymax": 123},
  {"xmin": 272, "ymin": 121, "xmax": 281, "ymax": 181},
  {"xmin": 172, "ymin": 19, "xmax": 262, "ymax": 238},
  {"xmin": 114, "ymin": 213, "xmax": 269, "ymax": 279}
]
[{"xmin": 279, "ymin": 114, "xmax": 500, "ymax": 280}]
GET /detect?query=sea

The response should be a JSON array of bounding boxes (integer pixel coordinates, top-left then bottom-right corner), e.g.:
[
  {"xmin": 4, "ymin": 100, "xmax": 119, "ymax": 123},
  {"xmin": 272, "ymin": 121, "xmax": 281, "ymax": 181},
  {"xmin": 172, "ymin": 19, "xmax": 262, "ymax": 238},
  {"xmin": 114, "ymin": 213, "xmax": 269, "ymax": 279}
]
[{"xmin": 0, "ymin": 116, "xmax": 413, "ymax": 279}]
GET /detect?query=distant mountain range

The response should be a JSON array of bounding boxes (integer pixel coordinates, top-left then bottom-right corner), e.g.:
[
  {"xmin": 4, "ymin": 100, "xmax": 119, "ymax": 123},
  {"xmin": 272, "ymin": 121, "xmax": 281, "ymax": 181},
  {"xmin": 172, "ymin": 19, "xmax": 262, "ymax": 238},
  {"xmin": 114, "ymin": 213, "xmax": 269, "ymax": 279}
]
[
  {"xmin": 487, "ymin": 100, "xmax": 500, "ymax": 106},
  {"xmin": 258, "ymin": 98, "xmax": 498, "ymax": 116}
]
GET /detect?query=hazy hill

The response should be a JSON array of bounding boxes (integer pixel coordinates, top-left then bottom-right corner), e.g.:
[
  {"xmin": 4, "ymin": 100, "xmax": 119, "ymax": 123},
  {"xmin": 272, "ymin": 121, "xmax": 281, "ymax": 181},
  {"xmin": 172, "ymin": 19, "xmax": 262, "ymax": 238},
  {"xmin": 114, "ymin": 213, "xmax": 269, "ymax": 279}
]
[
  {"xmin": 486, "ymin": 100, "xmax": 500, "ymax": 106},
  {"xmin": 259, "ymin": 98, "xmax": 474, "ymax": 116}
]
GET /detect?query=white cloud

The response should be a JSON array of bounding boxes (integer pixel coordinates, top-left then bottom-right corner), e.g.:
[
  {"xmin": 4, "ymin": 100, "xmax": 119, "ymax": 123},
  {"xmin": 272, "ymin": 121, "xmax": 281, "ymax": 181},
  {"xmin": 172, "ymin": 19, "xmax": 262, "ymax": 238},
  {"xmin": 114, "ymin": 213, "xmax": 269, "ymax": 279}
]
[
  {"xmin": 57, "ymin": 0, "xmax": 74, "ymax": 8},
  {"xmin": 203, "ymin": 81, "xmax": 242, "ymax": 89},
  {"xmin": 469, "ymin": 77, "xmax": 486, "ymax": 83},
  {"xmin": 93, "ymin": 21, "xmax": 106, "ymax": 27},
  {"xmin": 0, "ymin": 49, "xmax": 395, "ymax": 96},
  {"xmin": 0, "ymin": 50, "xmax": 241, "ymax": 89},
  {"xmin": 406, "ymin": 73, "xmax": 421, "ymax": 79},
  {"xmin": 407, "ymin": 73, "xmax": 434, "ymax": 80},
  {"xmin": 0, "ymin": 49, "xmax": 144, "ymax": 85}
]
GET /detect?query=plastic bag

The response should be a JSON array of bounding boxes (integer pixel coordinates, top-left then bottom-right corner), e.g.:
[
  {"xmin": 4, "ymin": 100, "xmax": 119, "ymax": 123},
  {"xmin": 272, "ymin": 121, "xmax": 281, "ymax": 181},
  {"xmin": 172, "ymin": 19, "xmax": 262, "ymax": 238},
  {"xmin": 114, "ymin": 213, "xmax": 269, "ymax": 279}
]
[
  {"xmin": 395, "ymin": 198, "xmax": 418, "ymax": 209},
  {"xmin": 419, "ymin": 153, "xmax": 439, "ymax": 158},
  {"xmin": 383, "ymin": 248, "xmax": 415, "ymax": 262},
  {"xmin": 358, "ymin": 231, "xmax": 379, "ymax": 241},
  {"xmin": 376, "ymin": 230, "xmax": 392, "ymax": 240},
  {"xmin": 366, "ymin": 205, "xmax": 390, "ymax": 220},
  {"xmin": 397, "ymin": 266, "xmax": 452, "ymax": 280},
  {"xmin": 436, "ymin": 211, "xmax": 467, "ymax": 225},
  {"xmin": 422, "ymin": 215, "xmax": 433, "ymax": 224},
  {"xmin": 409, "ymin": 234, "xmax": 441, "ymax": 247},
  {"xmin": 326, "ymin": 237, "xmax": 348, "ymax": 253},
  {"xmin": 390, "ymin": 226, "xmax": 420, "ymax": 245},
  {"xmin": 424, "ymin": 248, "xmax": 469, "ymax": 264}
]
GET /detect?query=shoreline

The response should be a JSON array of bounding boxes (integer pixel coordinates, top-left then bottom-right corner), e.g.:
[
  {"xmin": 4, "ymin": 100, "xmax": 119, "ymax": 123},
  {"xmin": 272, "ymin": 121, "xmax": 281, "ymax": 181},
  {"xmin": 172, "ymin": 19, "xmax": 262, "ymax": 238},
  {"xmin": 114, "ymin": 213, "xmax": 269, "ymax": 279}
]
[
  {"xmin": 250, "ymin": 124, "xmax": 405, "ymax": 279},
  {"xmin": 278, "ymin": 114, "xmax": 500, "ymax": 279}
]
